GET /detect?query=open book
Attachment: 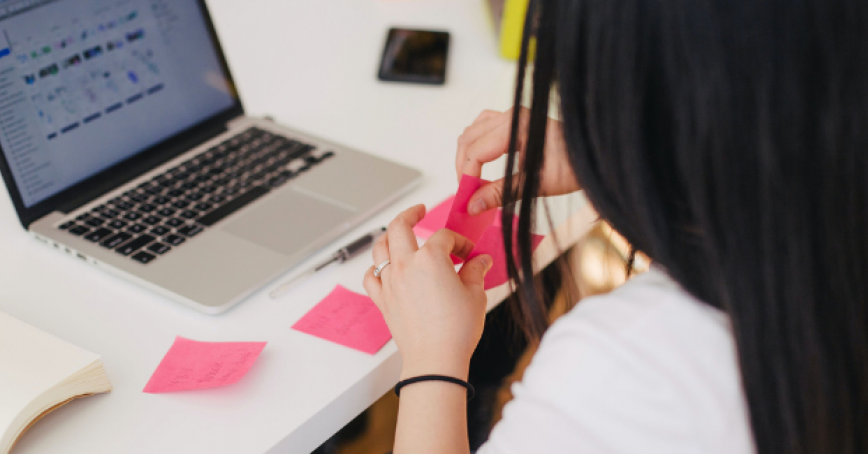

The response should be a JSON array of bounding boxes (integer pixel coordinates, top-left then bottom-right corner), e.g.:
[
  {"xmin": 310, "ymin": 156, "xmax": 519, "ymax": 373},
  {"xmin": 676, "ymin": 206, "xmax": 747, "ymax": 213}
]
[{"xmin": 0, "ymin": 311, "xmax": 111, "ymax": 454}]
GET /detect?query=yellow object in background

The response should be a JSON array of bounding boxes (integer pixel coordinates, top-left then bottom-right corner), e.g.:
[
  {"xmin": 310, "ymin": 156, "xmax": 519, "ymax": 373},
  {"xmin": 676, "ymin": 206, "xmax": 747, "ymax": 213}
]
[{"xmin": 488, "ymin": 0, "xmax": 530, "ymax": 60}]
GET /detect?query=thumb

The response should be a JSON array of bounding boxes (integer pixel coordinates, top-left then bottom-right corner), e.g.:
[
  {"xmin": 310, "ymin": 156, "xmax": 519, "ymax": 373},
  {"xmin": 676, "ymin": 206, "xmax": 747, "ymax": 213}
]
[
  {"xmin": 459, "ymin": 254, "xmax": 493, "ymax": 290},
  {"xmin": 468, "ymin": 179, "xmax": 509, "ymax": 216}
]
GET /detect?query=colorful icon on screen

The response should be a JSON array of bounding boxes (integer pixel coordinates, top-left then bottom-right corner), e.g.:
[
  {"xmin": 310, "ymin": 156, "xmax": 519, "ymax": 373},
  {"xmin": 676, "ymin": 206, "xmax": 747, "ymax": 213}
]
[
  {"xmin": 126, "ymin": 29, "xmax": 144, "ymax": 43},
  {"xmin": 38, "ymin": 64, "xmax": 58, "ymax": 78},
  {"xmin": 83, "ymin": 46, "xmax": 102, "ymax": 60},
  {"xmin": 62, "ymin": 54, "xmax": 82, "ymax": 68}
]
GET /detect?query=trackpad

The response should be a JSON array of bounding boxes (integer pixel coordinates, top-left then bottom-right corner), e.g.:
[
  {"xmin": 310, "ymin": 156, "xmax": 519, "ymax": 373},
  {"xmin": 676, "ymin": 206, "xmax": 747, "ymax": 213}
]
[{"xmin": 222, "ymin": 189, "xmax": 356, "ymax": 256}]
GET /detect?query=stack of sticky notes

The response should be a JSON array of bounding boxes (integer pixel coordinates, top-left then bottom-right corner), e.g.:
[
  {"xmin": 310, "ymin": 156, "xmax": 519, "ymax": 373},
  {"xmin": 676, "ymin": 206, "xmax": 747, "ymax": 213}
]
[{"xmin": 416, "ymin": 175, "xmax": 545, "ymax": 289}]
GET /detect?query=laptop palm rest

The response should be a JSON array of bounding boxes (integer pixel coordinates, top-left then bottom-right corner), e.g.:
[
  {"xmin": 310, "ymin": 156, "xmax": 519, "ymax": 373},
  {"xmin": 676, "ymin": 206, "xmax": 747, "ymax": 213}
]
[{"xmin": 222, "ymin": 188, "xmax": 356, "ymax": 256}]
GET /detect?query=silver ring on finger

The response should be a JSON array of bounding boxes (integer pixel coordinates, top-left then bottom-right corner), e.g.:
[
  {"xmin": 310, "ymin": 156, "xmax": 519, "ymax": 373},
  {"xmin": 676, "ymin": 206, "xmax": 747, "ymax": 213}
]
[{"xmin": 373, "ymin": 260, "xmax": 391, "ymax": 279}]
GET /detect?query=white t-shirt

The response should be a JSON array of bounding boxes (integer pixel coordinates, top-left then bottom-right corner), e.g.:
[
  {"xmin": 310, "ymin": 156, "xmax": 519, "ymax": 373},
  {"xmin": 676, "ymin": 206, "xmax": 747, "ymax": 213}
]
[{"xmin": 478, "ymin": 266, "xmax": 756, "ymax": 454}]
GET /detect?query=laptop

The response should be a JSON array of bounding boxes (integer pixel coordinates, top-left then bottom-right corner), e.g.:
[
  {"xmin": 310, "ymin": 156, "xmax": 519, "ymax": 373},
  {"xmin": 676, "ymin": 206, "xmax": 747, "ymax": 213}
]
[{"xmin": 0, "ymin": 0, "xmax": 421, "ymax": 314}]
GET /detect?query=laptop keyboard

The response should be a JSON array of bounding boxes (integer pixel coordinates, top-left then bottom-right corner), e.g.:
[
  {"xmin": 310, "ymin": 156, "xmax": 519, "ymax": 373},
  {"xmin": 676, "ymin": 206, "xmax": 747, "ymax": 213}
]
[{"xmin": 55, "ymin": 127, "xmax": 334, "ymax": 264}]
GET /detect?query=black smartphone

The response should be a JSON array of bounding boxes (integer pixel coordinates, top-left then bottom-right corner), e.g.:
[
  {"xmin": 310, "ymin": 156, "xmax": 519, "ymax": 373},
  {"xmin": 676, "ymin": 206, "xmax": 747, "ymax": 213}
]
[{"xmin": 378, "ymin": 28, "xmax": 450, "ymax": 85}]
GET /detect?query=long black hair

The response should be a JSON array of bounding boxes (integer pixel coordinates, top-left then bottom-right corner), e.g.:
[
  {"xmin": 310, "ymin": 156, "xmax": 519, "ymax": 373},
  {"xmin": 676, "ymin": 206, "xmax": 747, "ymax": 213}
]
[{"xmin": 502, "ymin": 0, "xmax": 868, "ymax": 452}]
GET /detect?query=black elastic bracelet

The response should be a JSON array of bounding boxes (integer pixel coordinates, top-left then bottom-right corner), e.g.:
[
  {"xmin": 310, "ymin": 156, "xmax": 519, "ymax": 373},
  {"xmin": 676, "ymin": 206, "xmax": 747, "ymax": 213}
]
[{"xmin": 394, "ymin": 375, "xmax": 475, "ymax": 400}]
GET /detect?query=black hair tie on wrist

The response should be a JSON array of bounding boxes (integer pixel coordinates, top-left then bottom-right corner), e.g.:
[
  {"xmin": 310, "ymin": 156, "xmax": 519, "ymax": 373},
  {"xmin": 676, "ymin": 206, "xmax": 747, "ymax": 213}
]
[{"xmin": 394, "ymin": 375, "xmax": 475, "ymax": 400}]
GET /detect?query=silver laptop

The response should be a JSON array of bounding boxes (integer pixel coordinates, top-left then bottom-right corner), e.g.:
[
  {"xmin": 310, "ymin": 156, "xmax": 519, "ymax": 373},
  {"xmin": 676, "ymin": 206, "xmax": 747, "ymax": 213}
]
[{"xmin": 0, "ymin": 0, "xmax": 421, "ymax": 314}]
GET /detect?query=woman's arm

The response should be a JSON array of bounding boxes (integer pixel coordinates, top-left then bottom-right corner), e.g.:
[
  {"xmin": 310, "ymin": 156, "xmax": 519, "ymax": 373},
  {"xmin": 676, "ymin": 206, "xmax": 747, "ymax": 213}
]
[
  {"xmin": 363, "ymin": 205, "xmax": 492, "ymax": 454},
  {"xmin": 393, "ymin": 328, "xmax": 473, "ymax": 453},
  {"xmin": 394, "ymin": 378, "xmax": 470, "ymax": 453}
]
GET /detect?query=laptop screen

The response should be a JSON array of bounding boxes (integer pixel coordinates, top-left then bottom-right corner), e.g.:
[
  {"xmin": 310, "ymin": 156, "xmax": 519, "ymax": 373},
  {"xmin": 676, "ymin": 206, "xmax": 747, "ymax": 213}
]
[{"xmin": 0, "ymin": 0, "xmax": 236, "ymax": 208}]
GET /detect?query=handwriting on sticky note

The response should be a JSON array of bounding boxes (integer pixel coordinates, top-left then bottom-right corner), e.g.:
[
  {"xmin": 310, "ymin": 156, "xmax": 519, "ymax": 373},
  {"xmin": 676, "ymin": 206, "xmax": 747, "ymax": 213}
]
[
  {"xmin": 413, "ymin": 195, "xmax": 455, "ymax": 239},
  {"xmin": 292, "ymin": 285, "xmax": 392, "ymax": 355},
  {"xmin": 466, "ymin": 226, "xmax": 546, "ymax": 290},
  {"xmin": 445, "ymin": 175, "xmax": 498, "ymax": 245},
  {"xmin": 143, "ymin": 337, "xmax": 266, "ymax": 393}
]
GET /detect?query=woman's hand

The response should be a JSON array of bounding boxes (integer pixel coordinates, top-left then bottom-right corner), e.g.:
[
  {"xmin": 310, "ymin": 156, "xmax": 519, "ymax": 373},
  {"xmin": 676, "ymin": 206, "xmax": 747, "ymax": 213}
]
[
  {"xmin": 363, "ymin": 205, "xmax": 492, "ymax": 380},
  {"xmin": 455, "ymin": 107, "xmax": 580, "ymax": 215}
]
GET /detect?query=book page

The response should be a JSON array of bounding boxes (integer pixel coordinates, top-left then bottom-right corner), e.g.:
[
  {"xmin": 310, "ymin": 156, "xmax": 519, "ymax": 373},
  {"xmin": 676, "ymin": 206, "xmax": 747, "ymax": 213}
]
[{"xmin": 0, "ymin": 311, "xmax": 99, "ymax": 447}]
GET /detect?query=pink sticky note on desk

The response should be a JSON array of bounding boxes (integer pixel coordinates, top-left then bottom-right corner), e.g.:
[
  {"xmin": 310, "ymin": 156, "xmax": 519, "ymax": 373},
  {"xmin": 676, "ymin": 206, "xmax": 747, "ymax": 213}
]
[
  {"xmin": 445, "ymin": 175, "xmax": 499, "ymax": 244},
  {"xmin": 143, "ymin": 337, "xmax": 266, "ymax": 393},
  {"xmin": 466, "ymin": 226, "xmax": 546, "ymax": 290},
  {"xmin": 413, "ymin": 195, "xmax": 455, "ymax": 239},
  {"xmin": 292, "ymin": 285, "xmax": 392, "ymax": 355}
]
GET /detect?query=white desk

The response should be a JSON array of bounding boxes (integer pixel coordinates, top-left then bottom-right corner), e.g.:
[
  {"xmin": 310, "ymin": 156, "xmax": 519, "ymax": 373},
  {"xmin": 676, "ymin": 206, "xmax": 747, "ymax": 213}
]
[{"xmin": 0, "ymin": 1, "xmax": 595, "ymax": 453}]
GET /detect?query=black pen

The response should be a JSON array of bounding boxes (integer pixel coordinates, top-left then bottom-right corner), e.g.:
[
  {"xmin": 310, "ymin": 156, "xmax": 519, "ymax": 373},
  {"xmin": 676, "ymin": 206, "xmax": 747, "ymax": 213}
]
[{"xmin": 269, "ymin": 227, "xmax": 387, "ymax": 299}]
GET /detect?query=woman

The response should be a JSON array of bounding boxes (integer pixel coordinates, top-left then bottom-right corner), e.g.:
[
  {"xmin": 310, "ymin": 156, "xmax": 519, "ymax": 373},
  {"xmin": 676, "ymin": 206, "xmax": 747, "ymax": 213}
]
[{"xmin": 362, "ymin": 0, "xmax": 868, "ymax": 452}]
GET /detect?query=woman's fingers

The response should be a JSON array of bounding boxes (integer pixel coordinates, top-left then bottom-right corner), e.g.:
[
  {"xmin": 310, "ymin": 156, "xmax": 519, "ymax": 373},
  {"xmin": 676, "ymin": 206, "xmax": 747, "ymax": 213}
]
[
  {"xmin": 455, "ymin": 108, "xmax": 532, "ymax": 180},
  {"xmin": 467, "ymin": 178, "xmax": 513, "ymax": 216},
  {"xmin": 372, "ymin": 234, "xmax": 390, "ymax": 265},
  {"xmin": 424, "ymin": 229, "xmax": 476, "ymax": 262},
  {"xmin": 475, "ymin": 109, "xmax": 502, "ymax": 123},
  {"xmin": 387, "ymin": 205, "xmax": 425, "ymax": 260},
  {"xmin": 362, "ymin": 265, "xmax": 384, "ymax": 310},
  {"xmin": 458, "ymin": 254, "xmax": 492, "ymax": 291},
  {"xmin": 455, "ymin": 110, "xmax": 511, "ymax": 180},
  {"xmin": 461, "ymin": 120, "xmax": 514, "ymax": 178}
]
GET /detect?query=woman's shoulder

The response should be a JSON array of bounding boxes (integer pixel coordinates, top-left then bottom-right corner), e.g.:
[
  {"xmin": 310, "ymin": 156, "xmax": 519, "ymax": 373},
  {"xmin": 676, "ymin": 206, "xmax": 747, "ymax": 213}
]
[
  {"xmin": 548, "ymin": 265, "xmax": 732, "ymax": 353},
  {"xmin": 527, "ymin": 266, "xmax": 743, "ymax": 404},
  {"xmin": 483, "ymin": 267, "xmax": 754, "ymax": 453}
]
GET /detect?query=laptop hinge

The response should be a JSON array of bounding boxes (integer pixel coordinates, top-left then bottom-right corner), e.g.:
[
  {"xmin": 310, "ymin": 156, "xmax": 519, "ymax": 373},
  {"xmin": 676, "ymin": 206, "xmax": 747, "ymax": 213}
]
[{"xmin": 226, "ymin": 114, "xmax": 251, "ymax": 130}]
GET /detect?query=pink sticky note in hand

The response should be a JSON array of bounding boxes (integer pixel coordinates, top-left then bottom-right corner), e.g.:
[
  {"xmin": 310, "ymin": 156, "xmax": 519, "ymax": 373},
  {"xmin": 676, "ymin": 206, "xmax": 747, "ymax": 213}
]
[
  {"xmin": 292, "ymin": 285, "xmax": 392, "ymax": 355},
  {"xmin": 445, "ymin": 175, "xmax": 499, "ymax": 245},
  {"xmin": 143, "ymin": 337, "xmax": 266, "ymax": 393},
  {"xmin": 466, "ymin": 226, "xmax": 546, "ymax": 290},
  {"xmin": 413, "ymin": 195, "xmax": 455, "ymax": 239}
]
